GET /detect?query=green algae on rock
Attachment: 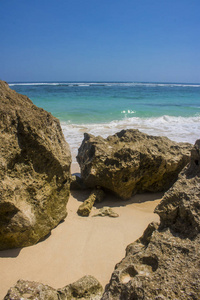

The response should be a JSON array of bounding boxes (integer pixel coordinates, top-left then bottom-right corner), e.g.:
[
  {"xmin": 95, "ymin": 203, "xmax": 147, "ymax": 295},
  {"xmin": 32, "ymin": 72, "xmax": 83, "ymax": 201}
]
[
  {"xmin": 77, "ymin": 129, "xmax": 192, "ymax": 199},
  {"xmin": 0, "ymin": 81, "xmax": 71, "ymax": 250}
]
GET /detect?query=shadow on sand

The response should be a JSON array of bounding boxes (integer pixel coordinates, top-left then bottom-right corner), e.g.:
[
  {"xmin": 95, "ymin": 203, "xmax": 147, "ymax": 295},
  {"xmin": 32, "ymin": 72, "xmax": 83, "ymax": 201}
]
[
  {"xmin": 95, "ymin": 191, "xmax": 164, "ymax": 209},
  {"xmin": 0, "ymin": 247, "xmax": 21, "ymax": 258},
  {"xmin": 71, "ymin": 187, "xmax": 163, "ymax": 209}
]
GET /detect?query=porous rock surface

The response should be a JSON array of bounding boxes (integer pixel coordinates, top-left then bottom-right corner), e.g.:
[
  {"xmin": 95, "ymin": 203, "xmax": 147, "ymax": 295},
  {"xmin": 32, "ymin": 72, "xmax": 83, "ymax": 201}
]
[
  {"xmin": 4, "ymin": 276, "xmax": 103, "ymax": 300},
  {"xmin": 102, "ymin": 140, "xmax": 200, "ymax": 300},
  {"xmin": 4, "ymin": 280, "xmax": 58, "ymax": 300},
  {"xmin": 77, "ymin": 129, "xmax": 192, "ymax": 199},
  {"xmin": 0, "ymin": 80, "xmax": 71, "ymax": 250}
]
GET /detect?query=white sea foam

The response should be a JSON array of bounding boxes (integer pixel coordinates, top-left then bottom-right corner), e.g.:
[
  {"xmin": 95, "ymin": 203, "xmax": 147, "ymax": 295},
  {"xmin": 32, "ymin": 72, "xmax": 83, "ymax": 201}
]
[
  {"xmin": 61, "ymin": 115, "xmax": 200, "ymax": 162},
  {"xmin": 9, "ymin": 82, "xmax": 200, "ymax": 88},
  {"xmin": 121, "ymin": 110, "xmax": 135, "ymax": 115},
  {"xmin": 9, "ymin": 82, "xmax": 58, "ymax": 86}
]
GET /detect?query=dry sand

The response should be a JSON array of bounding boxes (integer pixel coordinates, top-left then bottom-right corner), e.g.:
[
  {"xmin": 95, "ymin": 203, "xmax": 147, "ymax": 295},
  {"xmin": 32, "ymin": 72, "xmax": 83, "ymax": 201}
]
[{"xmin": 0, "ymin": 163, "xmax": 162, "ymax": 299}]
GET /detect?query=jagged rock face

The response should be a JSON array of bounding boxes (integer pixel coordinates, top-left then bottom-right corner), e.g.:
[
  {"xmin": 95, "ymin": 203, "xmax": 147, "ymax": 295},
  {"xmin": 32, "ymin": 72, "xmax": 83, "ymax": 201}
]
[
  {"xmin": 77, "ymin": 129, "xmax": 192, "ymax": 199},
  {"xmin": 155, "ymin": 139, "xmax": 200, "ymax": 238},
  {"xmin": 102, "ymin": 140, "xmax": 200, "ymax": 300},
  {"xmin": 0, "ymin": 81, "xmax": 71, "ymax": 250},
  {"xmin": 4, "ymin": 276, "xmax": 103, "ymax": 300}
]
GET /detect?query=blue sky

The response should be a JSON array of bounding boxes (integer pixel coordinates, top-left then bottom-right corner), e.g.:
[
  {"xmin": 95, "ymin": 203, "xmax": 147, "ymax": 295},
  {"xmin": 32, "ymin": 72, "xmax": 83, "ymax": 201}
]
[{"xmin": 1, "ymin": 0, "xmax": 200, "ymax": 83}]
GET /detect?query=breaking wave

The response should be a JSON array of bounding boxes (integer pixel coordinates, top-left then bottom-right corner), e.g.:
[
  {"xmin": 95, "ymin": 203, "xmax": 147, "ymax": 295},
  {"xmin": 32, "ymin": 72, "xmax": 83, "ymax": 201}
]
[{"xmin": 61, "ymin": 115, "xmax": 200, "ymax": 162}]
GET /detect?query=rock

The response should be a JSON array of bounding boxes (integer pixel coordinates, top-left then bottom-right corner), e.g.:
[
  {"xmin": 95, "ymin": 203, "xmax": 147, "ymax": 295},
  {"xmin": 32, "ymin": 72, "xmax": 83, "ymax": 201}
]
[
  {"xmin": 102, "ymin": 228, "xmax": 200, "ymax": 300},
  {"xmin": 101, "ymin": 140, "xmax": 200, "ymax": 299},
  {"xmin": 0, "ymin": 81, "xmax": 71, "ymax": 250},
  {"xmin": 155, "ymin": 139, "xmax": 200, "ymax": 238},
  {"xmin": 4, "ymin": 276, "xmax": 103, "ymax": 300},
  {"xmin": 70, "ymin": 174, "xmax": 87, "ymax": 190},
  {"xmin": 4, "ymin": 279, "xmax": 58, "ymax": 300},
  {"xmin": 77, "ymin": 129, "xmax": 191, "ymax": 199},
  {"xmin": 92, "ymin": 207, "xmax": 119, "ymax": 218},
  {"xmin": 77, "ymin": 188, "xmax": 105, "ymax": 216},
  {"xmin": 58, "ymin": 275, "xmax": 103, "ymax": 299}
]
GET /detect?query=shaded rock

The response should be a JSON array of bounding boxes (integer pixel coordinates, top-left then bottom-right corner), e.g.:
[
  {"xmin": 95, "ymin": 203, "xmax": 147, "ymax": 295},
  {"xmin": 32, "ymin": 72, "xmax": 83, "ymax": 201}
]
[
  {"xmin": 155, "ymin": 139, "xmax": 200, "ymax": 238},
  {"xmin": 93, "ymin": 207, "xmax": 119, "ymax": 218},
  {"xmin": 77, "ymin": 129, "xmax": 191, "ymax": 199},
  {"xmin": 0, "ymin": 81, "xmax": 71, "ymax": 250},
  {"xmin": 77, "ymin": 188, "xmax": 105, "ymax": 216},
  {"xmin": 4, "ymin": 279, "xmax": 58, "ymax": 300},
  {"xmin": 58, "ymin": 275, "xmax": 103, "ymax": 299},
  {"xmin": 70, "ymin": 174, "xmax": 87, "ymax": 190},
  {"xmin": 102, "ymin": 140, "xmax": 200, "ymax": 299}
]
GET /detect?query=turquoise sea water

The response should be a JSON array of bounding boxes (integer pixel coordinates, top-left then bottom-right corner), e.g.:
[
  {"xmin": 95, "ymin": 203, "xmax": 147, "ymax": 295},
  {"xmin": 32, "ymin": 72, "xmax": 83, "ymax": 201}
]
[{"xmin": 10, "ymin": 82, "xmax": 200, "ymax": 161}]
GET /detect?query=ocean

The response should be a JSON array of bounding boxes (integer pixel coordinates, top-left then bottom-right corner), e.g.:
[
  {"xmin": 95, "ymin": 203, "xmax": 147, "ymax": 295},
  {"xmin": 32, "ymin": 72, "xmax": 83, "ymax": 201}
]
[{"xmin": 9, "ymin": 82, "xmax": 200, "ymax": 162}]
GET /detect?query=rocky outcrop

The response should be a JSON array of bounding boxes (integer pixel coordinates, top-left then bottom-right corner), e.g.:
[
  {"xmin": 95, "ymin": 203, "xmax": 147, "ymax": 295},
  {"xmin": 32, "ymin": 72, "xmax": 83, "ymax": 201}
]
[
  {"xmin": 102, "ymin": 140, "xmax": 200, "ymax": 300},
  {"xmin": 0, "ymin": 81, "xmax": 71, "ymax": 250},
  {"xmin": 77, "ymin": 129, "xmax": 191, "ymax": 199},
  {"xmin": 4, "ymin": 276, "xmax": 103, "ymax": 300}
]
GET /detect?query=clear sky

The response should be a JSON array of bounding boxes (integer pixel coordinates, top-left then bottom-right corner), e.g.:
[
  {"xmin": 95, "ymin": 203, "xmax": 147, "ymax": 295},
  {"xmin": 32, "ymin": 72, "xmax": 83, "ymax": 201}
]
[{"xmin": 1, "ymin": 0, "xmax": 200, "ymax": 83}]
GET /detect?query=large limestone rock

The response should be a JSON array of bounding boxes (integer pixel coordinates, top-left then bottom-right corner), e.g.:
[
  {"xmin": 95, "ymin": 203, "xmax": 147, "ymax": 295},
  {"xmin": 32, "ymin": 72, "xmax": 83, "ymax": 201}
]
[
  {"xmin": 0, "ymin": 81, "xmax": 71, "ymax": 250},
  {"xmin": 4, "ymin": 276, "xmax": 103, "ymax": 300},
  {"xmin": 102, "ymin": 140, "xmax": 200, "ymax": 299},
  {"xmin": 77, "ymin": 129, "xmax": 192, "ymax": 199}
]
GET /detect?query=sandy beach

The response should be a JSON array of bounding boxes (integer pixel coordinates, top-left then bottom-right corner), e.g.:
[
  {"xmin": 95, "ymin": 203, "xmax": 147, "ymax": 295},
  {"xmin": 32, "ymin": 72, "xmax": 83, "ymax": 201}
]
[{"xmin": 0, "ymin": 163, "xmax": 162, "ymax": 299}]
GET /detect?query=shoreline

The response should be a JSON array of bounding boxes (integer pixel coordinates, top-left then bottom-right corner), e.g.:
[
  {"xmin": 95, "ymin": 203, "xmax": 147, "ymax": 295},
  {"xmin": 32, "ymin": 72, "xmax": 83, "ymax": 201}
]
[{"xmin": 0, "ymin": 163, "xmax": 162, "ymax": 298}]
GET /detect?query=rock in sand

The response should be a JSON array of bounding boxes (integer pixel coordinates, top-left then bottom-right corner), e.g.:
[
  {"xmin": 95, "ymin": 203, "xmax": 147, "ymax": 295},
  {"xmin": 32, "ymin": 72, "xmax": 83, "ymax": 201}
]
[{"xmin": 77, "ymin": 129, "xmax": 191, "ymax": 199}]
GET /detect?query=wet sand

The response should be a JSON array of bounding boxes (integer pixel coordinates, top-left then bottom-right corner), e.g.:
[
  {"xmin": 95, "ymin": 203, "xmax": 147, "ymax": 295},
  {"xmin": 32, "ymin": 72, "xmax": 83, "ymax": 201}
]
[{"xmin": 0, "ymin": 163, "xmax": 162, "ymax": 298}]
